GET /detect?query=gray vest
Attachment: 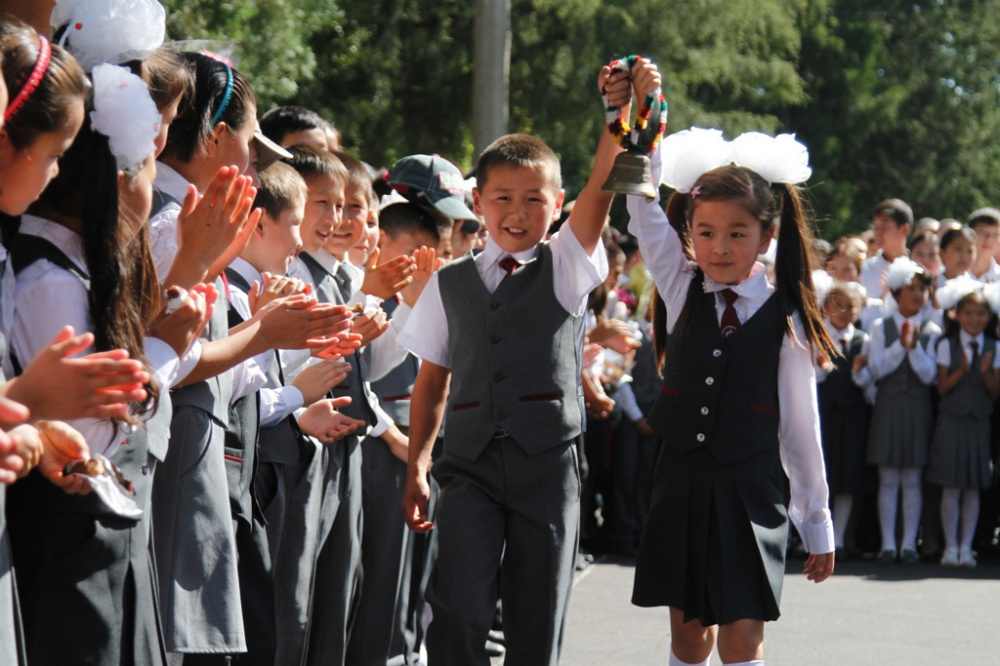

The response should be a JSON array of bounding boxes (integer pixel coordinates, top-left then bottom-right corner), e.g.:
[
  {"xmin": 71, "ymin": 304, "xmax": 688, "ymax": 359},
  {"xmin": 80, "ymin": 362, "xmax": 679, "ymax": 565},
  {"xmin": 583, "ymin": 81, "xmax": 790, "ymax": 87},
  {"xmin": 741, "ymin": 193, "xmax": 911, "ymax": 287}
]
[
  {"xmin": 371, "ymin": 297, "xmax": 419, "ymax": 427},
  {"xmin": 438, "ymin": 245, "xmax": 585, "ymax": 460},
  {"xmin": 876, "ymin": 317, "xmax": 939, "ymax": 401},
  {"xmin": 299, "ymin": 252, "xmax": 378, "ymax": 428},
  {"xmin": 650, "ymin": 272, "xmax": 785, "ymax": 465},
  {"xmin": 169, "ymin": 275, "xmax": 233, "ymax": 425},
  {"xmin": 938, "ymin": 334, "xmax": 996, "ymax": 418}
]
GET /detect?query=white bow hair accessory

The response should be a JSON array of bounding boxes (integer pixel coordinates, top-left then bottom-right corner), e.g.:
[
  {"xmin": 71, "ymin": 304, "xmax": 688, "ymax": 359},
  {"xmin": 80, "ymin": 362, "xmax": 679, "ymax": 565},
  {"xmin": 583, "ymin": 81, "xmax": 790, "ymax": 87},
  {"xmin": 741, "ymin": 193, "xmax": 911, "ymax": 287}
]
[
  {"xmin": 659, "ymin": 127, "xmax": 812, "ymax": 193},
  {"xmin": 90, "ymin": 64, "xmax": 162, "ymax": 171},
  {"xmin": 884, "ymin": 257, "xmax": 928, "ymax": 292},
  {"xmin": 811, "ymin": 269, "xmax": 834, "ymax": 308},
  {"xmin": 52, "ymin": 0, "xmax": 166, "ymax": 71},
  {"xmin": 936, "ymin": 274, "xmax": 1000, "ymax": 313}
]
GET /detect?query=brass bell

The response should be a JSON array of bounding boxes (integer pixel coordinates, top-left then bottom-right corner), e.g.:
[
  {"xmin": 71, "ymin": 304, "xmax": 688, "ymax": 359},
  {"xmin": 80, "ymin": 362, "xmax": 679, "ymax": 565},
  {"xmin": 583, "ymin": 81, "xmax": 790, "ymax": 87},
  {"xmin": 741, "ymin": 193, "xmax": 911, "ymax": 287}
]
[{"xmin": 602, "ymin": 151, "xmax": 657, "ymax": 202}]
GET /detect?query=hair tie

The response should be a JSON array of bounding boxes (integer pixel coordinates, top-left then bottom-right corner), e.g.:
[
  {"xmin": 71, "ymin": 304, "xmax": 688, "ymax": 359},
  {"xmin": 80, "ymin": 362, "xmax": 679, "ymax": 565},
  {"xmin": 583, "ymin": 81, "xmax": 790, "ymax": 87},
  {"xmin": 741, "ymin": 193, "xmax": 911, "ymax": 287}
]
[
  {"xmin": 210, "ymin": 62, "xmax": 234, "ymax": 127},
  {"xmin": 5, "ymin": 35, "xmax": 52, "ymax": 124}
]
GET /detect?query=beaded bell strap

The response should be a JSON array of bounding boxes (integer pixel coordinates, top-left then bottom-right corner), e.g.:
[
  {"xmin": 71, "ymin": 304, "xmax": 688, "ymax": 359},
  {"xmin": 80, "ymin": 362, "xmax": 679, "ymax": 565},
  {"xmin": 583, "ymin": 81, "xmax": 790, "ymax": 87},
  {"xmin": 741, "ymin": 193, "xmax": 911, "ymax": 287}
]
[
  {"xmin": 5, "ymin": 35, "xmax": 52, "ymax": 124},
  {"xmin": 601, "ymin": 54, "xmax": 667, "ymax": 153}
]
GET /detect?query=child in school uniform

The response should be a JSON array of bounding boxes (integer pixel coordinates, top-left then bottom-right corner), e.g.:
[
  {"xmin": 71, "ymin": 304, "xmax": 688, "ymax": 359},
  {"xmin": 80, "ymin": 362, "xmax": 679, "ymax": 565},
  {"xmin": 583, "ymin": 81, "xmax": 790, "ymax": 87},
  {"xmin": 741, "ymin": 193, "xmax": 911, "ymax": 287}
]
[
  {"xmin": 815, "ymin": 282, "xmax": 874, "ymax": 555},
  {"xmin": 399, "ymin": 60, "xmax": 632, "ymax": 661},
  {"xmin": 967, "ymin": 208, "xmax": 1000, "ymax": 283},
  {"xmin": 927, "ymin": 277, "xmax": 1000, "ymax": 567},
  {"xmin": 622, "ymin": 62, "xmax": 836, "ymax": 665},
  {"xmin": 938, "ymin": 226, "xmax": 977, "ymax": 286},
  {"xmin": 866, "ymin": 257, "xmax": 941, "ymax": 564}
]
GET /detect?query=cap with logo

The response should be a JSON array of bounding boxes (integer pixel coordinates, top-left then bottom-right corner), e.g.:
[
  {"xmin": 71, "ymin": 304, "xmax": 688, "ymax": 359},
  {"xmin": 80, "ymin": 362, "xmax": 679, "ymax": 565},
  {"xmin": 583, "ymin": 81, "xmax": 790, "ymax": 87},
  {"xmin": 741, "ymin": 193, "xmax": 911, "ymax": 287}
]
[{"xmin": 387, "ymin": 154, "xmax": 478, "ymax": 221}]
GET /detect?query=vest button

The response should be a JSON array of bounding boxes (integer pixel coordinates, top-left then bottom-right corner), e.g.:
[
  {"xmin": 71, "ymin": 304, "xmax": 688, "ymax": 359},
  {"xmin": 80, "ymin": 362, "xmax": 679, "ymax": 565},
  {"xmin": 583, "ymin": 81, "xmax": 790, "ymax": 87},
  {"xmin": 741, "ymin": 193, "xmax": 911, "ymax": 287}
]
[
  {"xmin": 494, "ymin": 372, "xmax": 504, "ymax": 382},
  {"xmin": 490, "ymin": 301, "xmax": 501, "ymax": 309},
  {"xmin": 489, "ymin": 335, "xmax": 502, "ymax": 344},
  {"xmin": 141, "ymin": 464, "xmax": 150, "ymax": 476},
  {"xmin": 696, "ymin": 433, "xmax": 706, "ymax": 442},
  {"xmin": 712, "ymin": 349, "xmax": 722, "ymax": 357},
  {"xmin": 705, "ymin": 377, "xmax": 714, "ymax": 386},
  {"xmin": 700, "ymin": 406, "xmax": 709, "ymax": 415}
]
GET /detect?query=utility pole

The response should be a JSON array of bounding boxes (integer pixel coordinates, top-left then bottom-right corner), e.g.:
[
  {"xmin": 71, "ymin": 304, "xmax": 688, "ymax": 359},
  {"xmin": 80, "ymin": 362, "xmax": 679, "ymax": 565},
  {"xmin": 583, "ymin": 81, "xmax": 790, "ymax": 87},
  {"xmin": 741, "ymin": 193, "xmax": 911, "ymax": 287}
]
[{"xmin": 473, "ymin": 0, "xmax": 510, "ymax": 160}]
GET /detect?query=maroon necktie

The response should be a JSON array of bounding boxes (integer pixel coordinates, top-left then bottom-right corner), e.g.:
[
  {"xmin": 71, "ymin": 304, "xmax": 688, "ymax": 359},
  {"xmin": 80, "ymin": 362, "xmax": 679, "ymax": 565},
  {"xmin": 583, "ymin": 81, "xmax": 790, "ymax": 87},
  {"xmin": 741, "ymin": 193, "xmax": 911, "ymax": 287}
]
[
  {"xmin": 720, "ymin": 288, "xmax": 740, "ymax": 338},
  {"xmin": 499, "ymin": 256, "xmax": 520, "ymax": 282},
  {"xmin": 971, "ymin": 340, "xmax": 980, "ymax": 367}
]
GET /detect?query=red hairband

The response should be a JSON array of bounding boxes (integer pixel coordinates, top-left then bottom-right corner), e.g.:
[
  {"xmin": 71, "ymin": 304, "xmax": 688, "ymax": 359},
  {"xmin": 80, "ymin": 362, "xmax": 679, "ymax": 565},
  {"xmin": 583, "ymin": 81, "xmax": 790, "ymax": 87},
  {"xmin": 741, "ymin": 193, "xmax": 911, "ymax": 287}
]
[{"xmin": 4, "ymin": 35, "xmax": 52, "ymax": 124}]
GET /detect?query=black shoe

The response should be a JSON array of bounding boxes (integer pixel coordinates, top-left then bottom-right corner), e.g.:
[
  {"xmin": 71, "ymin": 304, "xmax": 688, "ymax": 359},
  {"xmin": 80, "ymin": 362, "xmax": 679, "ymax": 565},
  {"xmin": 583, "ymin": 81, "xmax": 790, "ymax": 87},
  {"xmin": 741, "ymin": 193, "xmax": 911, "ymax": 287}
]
[
  {"xmin": 900, "ymin": 548, "xmax": 920, "ymax": 565},
  {"xmin": 877, "ymin": 547, "xmax": 897, "ymax": 563}
]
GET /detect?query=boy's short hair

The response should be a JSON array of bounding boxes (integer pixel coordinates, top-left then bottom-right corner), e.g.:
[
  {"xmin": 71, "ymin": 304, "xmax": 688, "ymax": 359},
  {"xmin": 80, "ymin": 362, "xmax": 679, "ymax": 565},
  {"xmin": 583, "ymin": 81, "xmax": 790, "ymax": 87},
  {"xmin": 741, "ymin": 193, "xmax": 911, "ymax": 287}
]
[
  {"xmin": 379, "ymin": 201, "xmax": 442, "ymax": 244},
  {"xmin": 282, "ymin": 144, "xmax": 348, "ymax": 187},
  {"xmin": 477, "ymin": 133, "xmax": 562, "ymax": 193},
  {"xmin": 334, "ymin": 150, "xmax": 379, "ymax": 210},
  {"xmin": 967, "ymin": 207, "xmax": 1000, "ymax": 230},
  {"xmin": 253, "ymin": 161, "xmax": 306, "ymax": 220},
  {"xmin": 872, "ymin": 198, "xmax": 913, "ymax": 228},
  {"xmin": 908, "ymin": 230, "xmax": 939, "ymax": 252},
  {"xmin": 940, "ymin": 225, "xmax": 977, "ymax": 251},
  {"xmin": 260, "ymin": 105, "xmax": 329, "ymax": 144}
]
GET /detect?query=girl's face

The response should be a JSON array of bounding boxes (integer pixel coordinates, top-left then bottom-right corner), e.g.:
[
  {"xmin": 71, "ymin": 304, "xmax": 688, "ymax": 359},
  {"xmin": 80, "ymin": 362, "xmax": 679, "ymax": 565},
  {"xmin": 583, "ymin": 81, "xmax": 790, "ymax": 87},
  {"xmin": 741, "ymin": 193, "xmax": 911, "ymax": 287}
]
[
  {"xmin": 826, "ymin": 254, "xmax": 859, "ymax": 283},
  {"xmin": 823, "ymin": 293, "xmax": 859, "ymax": 331},
  {"xmin": 940, "ymin": 238, "xmax": 974, "ymax": 277},
  {"xmin": 0, "ymin": 99, "xmax": 85, "ymax": 216},
  {"xmin": 605, "ymin": 255, "xmax": 625, "ymax": 290},
  {"xmin": 910, "ymin": 240, "xmax": 941, "ymax": 278},
  {"xmin": 154, "ymin": 93, "xmax": 182, "ymax": 157},
  {"xmin": 687, "ymin": 200, "xmax": 773, "ymax": 285},
  {"xmin": 957, "ymin": 301, "xmax": 991, "ymax": 338},
  {"xmin": 895, "ymin": 282, "xmax": 929, "ymax": 318}
]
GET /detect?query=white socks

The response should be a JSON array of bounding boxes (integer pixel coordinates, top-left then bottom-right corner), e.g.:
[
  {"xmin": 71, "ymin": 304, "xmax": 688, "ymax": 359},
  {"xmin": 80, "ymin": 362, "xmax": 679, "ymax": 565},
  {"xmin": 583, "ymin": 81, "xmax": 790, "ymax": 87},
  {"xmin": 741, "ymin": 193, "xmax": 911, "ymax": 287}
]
[
  {"xmin": 669, "ymin": 649, "xmax": 710, "ymax": 666},
  {"xmin": 877, "ymin": 466, "xmax": 923, "ymax": 551},
  {"xmin": 942, "ymin": 486, "xmax": 982, "ymax": 551}
]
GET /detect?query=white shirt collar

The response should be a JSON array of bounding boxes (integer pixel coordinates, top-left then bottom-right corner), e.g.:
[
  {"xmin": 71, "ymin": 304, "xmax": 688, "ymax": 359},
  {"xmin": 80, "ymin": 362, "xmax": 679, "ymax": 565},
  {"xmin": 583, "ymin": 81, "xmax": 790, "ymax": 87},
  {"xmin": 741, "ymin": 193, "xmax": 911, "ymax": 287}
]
[
  {"xmin": 154, "ymin": 161, "xmax": 193, "ymax": 202},
  {"xmin": 304, "ymin": 247, "xmax": 340, "ymax": 275},
  {"xmin": 892, "ymin": 309, "xmax": 920, "ymax": 329},
  {"xmin": 480, "ymin": 236, "xmax": 539, "ymax": 268},
  {"xmin": 824, "ymin": 318, "xmax": 855, "ymax": 342},
  {"xmin": 229, "ymin": 256, "xmax": 262, "ymax": 292},
  {"xmin": 20, "ymin": 215, "xmax": 87, "ymax": 270},
  {"xmin": 702, "ymin": 261, "xmax": 772, "ymax": 300},
  {"xmin": 959, "ymin": 328, "xmax": 985, "ymax": 349}
]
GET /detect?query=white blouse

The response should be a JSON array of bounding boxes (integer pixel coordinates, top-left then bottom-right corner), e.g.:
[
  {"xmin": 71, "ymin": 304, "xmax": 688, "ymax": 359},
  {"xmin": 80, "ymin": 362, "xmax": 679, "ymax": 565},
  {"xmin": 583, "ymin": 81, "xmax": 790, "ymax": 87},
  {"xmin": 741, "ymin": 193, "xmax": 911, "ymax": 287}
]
[{"xmin": 625, "ymin": 143, "xmax": 835, "ymax": 555}]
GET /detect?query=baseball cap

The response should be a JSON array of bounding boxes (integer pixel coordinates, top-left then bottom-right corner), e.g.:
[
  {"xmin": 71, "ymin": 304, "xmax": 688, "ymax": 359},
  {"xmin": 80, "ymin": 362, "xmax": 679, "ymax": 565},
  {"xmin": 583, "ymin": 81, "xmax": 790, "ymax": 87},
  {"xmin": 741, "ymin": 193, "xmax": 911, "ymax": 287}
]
[
  {"xmin": 387, "ymin": 154, "xmax": 478, "ymax": 221},
  {"xmin": 254, "ymin": 121, "xmax": 293, "ymax": 172}
]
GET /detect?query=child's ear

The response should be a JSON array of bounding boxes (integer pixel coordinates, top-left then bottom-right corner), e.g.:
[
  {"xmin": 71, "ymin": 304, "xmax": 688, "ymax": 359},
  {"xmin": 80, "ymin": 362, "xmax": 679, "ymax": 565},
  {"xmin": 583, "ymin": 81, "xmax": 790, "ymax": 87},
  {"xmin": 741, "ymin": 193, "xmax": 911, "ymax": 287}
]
[
  {"xmin": 204, "ymin": 122, "xmax": 227, "ymax": 157},
  {"xmin": 758, "ymin": 223, "xmax": 776, "ymax": 254},
  {"xmin": 472, "ymin": 188, "xmax": 483, "ymax": 217},
  {"xmin": 551, "ymin": 188, "xmax": 566, "ymax": 222},
  {"xmin": 377, "ymin": 227, "xmax": 387, "ymax": 248},
  {"xmin": 0, "ymin": 128, "xmax": 15, "ymax": 168}
]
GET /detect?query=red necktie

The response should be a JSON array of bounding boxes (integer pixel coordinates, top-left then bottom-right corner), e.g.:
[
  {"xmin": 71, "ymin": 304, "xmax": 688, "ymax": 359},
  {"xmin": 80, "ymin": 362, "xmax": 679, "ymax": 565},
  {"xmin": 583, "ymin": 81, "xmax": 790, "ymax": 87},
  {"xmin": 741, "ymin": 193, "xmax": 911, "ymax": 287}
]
[
  {"xmin": 971, "ymin": 340, "xmax": 980, "ymax": 367},
  {"xmin": 499, "ymin": 256, "xmax": 520, "ymax": 283},
  {"xmin": 720, "ymin": 288, "xmax": 740, "ymax": 338}
]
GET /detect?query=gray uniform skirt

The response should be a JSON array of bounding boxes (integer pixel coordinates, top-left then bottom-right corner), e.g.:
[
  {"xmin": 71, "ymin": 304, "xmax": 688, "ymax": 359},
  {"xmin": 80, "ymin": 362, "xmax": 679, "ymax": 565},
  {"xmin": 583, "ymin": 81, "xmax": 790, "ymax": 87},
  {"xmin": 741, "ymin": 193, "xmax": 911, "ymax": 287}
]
[
  {"xmin": 633, "ymin": 444, "xmax": 787, "ymax": 626},
  {"xmin": 926, "ymin": 413, "xmax": 994, "ymax": 488},
  {"xmin": 867, "ymin": 392, "xmax": 933, "ymax": 467}
]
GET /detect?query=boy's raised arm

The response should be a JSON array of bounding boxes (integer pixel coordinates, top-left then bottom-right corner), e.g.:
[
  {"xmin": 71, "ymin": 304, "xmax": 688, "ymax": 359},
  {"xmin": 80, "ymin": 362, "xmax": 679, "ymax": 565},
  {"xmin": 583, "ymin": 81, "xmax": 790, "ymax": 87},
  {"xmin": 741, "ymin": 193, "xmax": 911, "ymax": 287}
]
[{"xmin": 568, "ymin": 57, "xmax": 661, "ymax": 256}]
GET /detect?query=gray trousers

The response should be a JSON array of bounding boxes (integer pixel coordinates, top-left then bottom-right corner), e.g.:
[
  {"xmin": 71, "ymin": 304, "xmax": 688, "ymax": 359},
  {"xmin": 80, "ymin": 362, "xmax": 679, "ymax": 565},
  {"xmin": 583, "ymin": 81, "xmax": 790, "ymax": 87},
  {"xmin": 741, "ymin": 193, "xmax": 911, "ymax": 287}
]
[{"xmin": 426, "ymin": 437, "xmax": 580, "ymax": 666}]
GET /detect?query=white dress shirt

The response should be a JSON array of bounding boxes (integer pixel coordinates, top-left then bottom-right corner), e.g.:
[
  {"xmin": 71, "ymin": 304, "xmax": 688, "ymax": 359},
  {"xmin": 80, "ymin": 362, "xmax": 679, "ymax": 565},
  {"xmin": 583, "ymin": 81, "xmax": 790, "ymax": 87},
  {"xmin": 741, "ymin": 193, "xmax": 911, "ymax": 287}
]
[
  {"xmin": 860, "ymin": 251, "xmax": 894, "ymax": 300},
  {"xmin": 866, "ymin": 311, "xmax": 939, "ymax": 384},
  {"xmin": 935, "ymin": 328, "xmax": 1000, "ymax": 369},
  {"xmin": 625, "ymin": 143, "xmax": 835, "ymax": 555},
  {"xmin": 972, "ymin": 257, "xmax": 1000, "ymax": 284},
  {"xmin": 12, "ymin": 215, "xmax": 198, "ymax": 458},
  {"xmin": 399, "ymin": 227, "xmax": 608, "ymax": 369}
]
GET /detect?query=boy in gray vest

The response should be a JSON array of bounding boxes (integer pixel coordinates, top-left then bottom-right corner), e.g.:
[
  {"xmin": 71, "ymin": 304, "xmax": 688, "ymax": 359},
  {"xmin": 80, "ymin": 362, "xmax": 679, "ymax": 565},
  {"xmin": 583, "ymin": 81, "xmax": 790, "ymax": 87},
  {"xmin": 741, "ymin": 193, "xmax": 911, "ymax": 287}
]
[{"xmin": 399, "ymin": 71, "xmax": 630, "ymax": 664}]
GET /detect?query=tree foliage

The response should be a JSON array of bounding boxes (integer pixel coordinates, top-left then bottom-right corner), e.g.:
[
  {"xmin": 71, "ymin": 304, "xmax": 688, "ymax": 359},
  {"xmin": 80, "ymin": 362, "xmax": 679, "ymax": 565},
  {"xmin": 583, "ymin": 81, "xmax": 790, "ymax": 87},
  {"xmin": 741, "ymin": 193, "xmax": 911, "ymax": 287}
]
[{"xmin": 160, "ymin": 0, "xmax": 1000, "ymax": 239}]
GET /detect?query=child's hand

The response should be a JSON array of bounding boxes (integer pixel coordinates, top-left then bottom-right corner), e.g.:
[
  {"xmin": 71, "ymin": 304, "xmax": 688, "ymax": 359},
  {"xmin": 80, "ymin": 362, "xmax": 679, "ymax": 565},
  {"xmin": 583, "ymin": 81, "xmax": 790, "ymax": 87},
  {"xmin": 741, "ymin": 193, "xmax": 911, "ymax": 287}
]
[
  {"xmin": 291, "ymin": 359, "xmax": 352, "ymax": 405},
  {"xmin": 172, "ymin": 167, "xmax": 261, "ymax": 286},
  {"xmin": 35, "ymin": 420, "xmax": 91, "ymax": 495},
  {"xmin": 981, "ymin": 350, "xmax": 994, "ymax": 375},
  {"xmin": 635, "ymin": 417, "xmax": 655, "ymax": 438},
  {"xmin": 351, "ymin": 309, "xmax": 390, "ymax": 347},
  {"xmin": 361, "ymin": 248, "xmax": 417, "ymax": 300},
  {"xmin": 589, "ymin": 318, "xmax": 641, "ymax": 354},
  {"xmin": 0, "ymin": 425, "xmax": 23, "ymax": 485},
  {"xmin": 148, "ymin": 283, "xmax": 215, "ymax": 357},
  {"xmin": 256, "ymin": 297, "xmax": 353, "ymax": 351},
  {"xmin": 0, "ymin": 395, "xmax": 29, "ymax": 430},
  {"xmin": 599, "ymin": 63, "xmax": 633, "ymax": 109},
  {"xmin": 400, "ymin": 246, "xmax": 441, "ymax": 307},
  {"xmin": 803, "ymin": 551, "xmax": 835, "ymax": 583},
  {"xmin": 899, "ymin": 321, "xmax": 917, "ymax": 350},
  {"xmin": 403, "ymin": 472, "xmax": 434, "ymax": 533},
  {"xmin": 249, "ymin": 273, "xmax": 309, "ymax": 316},
  {"xmin": 852, "ymin": 354, "xmax": 868, "ymax": 373},
  {"xmin": 297, "ymin": 397, "xmax": 365, "ymax": 444},
  {"xmin": 313, "ymin": 333, "xmax": 363, "ymax": 360},
  {"xmin": 6, "ymin": 327, "xmax": 149, "ymax": 422},
  {"xmin": 629, "ymin": 56, "xmax": 662, "ymax": 101}
]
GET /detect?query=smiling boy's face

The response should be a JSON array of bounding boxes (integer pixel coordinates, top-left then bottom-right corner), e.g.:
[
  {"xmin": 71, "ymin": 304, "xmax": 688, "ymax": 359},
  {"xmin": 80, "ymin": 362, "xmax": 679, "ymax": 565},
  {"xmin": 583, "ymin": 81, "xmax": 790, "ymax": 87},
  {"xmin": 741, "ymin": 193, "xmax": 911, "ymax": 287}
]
[
  {"xmin": 299, "ymin": 173, "xmax": 344, "ymax": 254},
  {"xmin": 473, "ymin": 164, "xmax": 563, "ymax": 254}
]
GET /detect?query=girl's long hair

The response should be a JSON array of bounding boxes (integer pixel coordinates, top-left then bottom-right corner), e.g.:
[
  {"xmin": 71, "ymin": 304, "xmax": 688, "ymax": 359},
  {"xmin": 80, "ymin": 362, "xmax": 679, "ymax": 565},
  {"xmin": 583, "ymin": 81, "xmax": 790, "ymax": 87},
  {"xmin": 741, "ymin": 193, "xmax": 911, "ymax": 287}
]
[
  {"xmin": 28, "ymin": 106, "xmax": 160, "ymax": 428},
  {"xmin": 651, "ymin": 165, "xmax": 837, "ymax": 363}
]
